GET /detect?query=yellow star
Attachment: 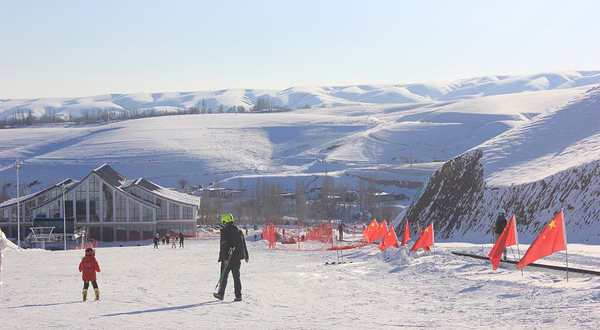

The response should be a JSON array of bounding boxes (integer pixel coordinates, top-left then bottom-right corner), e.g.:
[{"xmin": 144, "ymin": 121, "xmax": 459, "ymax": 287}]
[
  {"xmin": 542, "ymin": 235, "xmax": 546, "ymax": 239},
  {"xmin": 424, "ymin": 228, "xmax": 429, "ymax": 233},
  {"xmin": 548, "ymin": 220, "xmax": 556, "ymax": 229}
]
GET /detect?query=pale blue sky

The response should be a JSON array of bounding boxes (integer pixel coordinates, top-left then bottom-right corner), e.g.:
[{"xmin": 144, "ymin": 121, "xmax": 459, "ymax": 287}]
[{"xmin": 1, "ymin": 0, "xmax": 599, "ymax": 98}]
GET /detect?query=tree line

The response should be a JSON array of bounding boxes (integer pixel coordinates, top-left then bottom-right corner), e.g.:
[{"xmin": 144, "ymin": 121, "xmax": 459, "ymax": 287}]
[
  {"xmin": 0, "ymin": 96, "xmax": 301, "ymax": 129},
  {"xmin": 197, "ymin": 175, "xmax": 405, "ymax": 226}
]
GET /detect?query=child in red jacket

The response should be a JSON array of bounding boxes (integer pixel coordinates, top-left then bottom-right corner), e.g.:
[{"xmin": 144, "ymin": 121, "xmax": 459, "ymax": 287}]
[{"xmin": 78, "ymin": 247, "xmax": 101, "ymax": 301}]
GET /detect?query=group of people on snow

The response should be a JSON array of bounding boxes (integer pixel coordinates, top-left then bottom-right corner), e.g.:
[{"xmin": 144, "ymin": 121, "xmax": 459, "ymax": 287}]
[
  {"xmin": 153, "ymin": 232, "xmax": 185, "ymax": 249},
  {"xmin": 74, "ymin": 212, "xmax": 248, "ymax": 302}
]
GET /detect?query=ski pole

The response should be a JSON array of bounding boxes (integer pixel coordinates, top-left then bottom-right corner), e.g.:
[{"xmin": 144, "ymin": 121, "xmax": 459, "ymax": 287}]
[{"xmin": 215, "ymin": 247, "xmax": 236, "ymax": 291}]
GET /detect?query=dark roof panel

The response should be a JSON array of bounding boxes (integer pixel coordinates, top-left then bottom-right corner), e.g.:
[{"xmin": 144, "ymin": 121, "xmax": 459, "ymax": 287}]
[{"xmin": 93, "ymin": 164, "xmax": 126, "ymax": 187}]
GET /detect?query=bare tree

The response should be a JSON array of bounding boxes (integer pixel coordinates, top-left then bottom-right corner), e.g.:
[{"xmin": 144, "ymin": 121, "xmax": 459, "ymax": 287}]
[{"xmin": 178, "ymin": 179, "xmax": 188, "ymax": 191}]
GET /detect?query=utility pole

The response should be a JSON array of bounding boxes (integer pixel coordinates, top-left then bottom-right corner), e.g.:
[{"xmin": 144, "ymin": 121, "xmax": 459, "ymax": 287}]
[
  {"xmin": 62, "ymin": 184, "xmax": 67, "ymax": 251},
  {"xmin": 15, "ymin": 160, "xmax": 23, "ymax": 249}
]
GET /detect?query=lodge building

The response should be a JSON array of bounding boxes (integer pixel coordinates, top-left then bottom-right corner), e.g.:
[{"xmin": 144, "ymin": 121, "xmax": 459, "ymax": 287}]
[{"xmin": 0, "ymin": 164, "xmax": 200, "ymax": 242}]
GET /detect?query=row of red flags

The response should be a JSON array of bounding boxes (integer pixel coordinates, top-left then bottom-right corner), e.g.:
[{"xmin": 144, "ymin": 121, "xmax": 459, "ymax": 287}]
[
  {"xmin": 489, "ymin": 210, "xmax": 567, "ymax": 270},
  {"xmin": 363, "ymin": 219, "xmax": 434, "ymax": 253},
  {"xmin": 363, "ymin": 210, "xmax": 568, "ymax": 272}
]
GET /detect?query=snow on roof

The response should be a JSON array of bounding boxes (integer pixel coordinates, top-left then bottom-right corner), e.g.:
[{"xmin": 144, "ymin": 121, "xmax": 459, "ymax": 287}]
[
  {"xmin": 128, "ymin": 178, "xmax": 200, "ymax": 206},
  {"xmin": 0, "ymin": 179, "xmax": 77, "ymax": 209}
]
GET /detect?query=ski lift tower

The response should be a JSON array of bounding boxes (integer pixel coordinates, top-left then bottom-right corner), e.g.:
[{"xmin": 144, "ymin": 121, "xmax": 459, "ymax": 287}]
[{"xmin": 27, "ymin": 227, "xmax": 58, "ymax": 250}]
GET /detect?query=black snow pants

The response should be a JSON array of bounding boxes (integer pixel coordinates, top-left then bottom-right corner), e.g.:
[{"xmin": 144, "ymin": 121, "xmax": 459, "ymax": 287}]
[{"xmin": 218, "ymin": 259, "xmax": 242, "ymax": 298}]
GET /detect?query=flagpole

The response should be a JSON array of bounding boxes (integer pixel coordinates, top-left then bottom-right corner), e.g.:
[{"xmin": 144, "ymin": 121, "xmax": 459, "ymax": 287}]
[
  {"xmin": 514, "ymin": 216, "xmax": 523, "ymax": 277},
  {"xmin": 563, "ymin": 211, "xmax": 569, "ymax": 282}
]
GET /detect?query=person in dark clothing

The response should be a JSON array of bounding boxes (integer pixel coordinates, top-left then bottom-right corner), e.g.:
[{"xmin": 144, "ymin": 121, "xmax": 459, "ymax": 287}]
[
  {"xmin": 493, "ymin": 209, "xmax": 508, "ymax": 260},
  {"xmin": 153, "ymin": 234, "xmax": 160, "ymax": 249},
  {"xmin": 179, "ymin": 232, "xmax": 184, "ymax": 248},
  {"xmin": 213, "ymin": 213, "xmax": 249, "ymax": 302}
]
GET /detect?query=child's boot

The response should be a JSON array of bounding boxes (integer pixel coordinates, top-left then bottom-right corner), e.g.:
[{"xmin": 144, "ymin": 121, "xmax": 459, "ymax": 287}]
[
  {"xmin": 82, "ymin": 289, "xmax": 88, "ymax": 301},
  {"xmin": 94, "ymin": 288, "xmax": 100, "ymax": 300}
]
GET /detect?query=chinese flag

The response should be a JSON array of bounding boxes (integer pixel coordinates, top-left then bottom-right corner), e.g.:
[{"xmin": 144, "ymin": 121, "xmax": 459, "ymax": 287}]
[
  {"xmin": 416, "ymin": 223, "xmax": 431, "ymax": 252},
  {"xmin": 410, "ymin": 223, "xmax": 434, "ymax": 253},
  {"xmin": 369, "ymin": 220, "xmax": 388, "ymax": 243},
  {"xmin": 363, "ymin": 219, "xmax": 378, "ymax": 242},
  {"xmin": 400, "ymin": 220, "xmax": 411, "ymax": 247},
  {"xmin": 378, "ymin": 225, "xmax": 399, "ymax": 251},
  {"xmin": 517, "ymin": 211, "xmax": 566, "ymax": 269},
  {"xmin": 488, "ymin": 215, "xmax": 518, "ymax": 270}
]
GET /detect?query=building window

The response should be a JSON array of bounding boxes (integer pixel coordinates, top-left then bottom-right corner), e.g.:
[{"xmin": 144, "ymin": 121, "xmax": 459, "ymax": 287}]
[
  {"xmin": 116, "ymin": 193, "xmax": 126, "ymax": 222},
  {"xmin": 156, "ymin": 198, "xmax": 167, "ymax": 220},
  {"xmin": 75, "ymin": 182, "xmax": 87, "ymax": 222},
  {"xmin": 169, "ymin": 202, "xmax": 180, "ymax": 220},
  {"xmin": 142, "ymin": 226, "xmax": 153, "ymax": 240},
  {"xmin": 129, "ymin": 226, "xmax": 141, "ymax": 240},
  {"xmin": 89, "ymin": 176, "xmax": 100, "ymax": 222},
  {"xmin": 25, "ymin": 200, "xmax": 36, "ymax": 222},
  {"xmin": 130, "ymin": 201, "xmax": 140, "ymax": 222},
  {"xmin": 116, "ymin": 226, "xmax": 127, "ymax": 241},
  {"xmin": 35, "ymin": 207, "xmax": 47, "ymax": 218},
  {"xmin": 49, "ymin": 201, "xmax": 61, "ymax": 218},
  {"xmin": 182, "ymin": 206, "xmax": 193, "ymax": 219},
  {"xmin": 0, "ymin": 209, "xmax": 7, "ymax": 222},
  {"xmin": 37, "ymin": 193, "xmax": 48, "ymax": 205},
  {"xmin": 142, "ymin": 206, "xmax": 153, "ymax": 222},
  {"xmin": 102, "ymin": 183, "xmax": 113, "ymax": 222}
]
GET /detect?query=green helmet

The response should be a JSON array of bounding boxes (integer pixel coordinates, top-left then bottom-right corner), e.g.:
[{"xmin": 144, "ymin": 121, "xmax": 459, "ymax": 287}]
[{"xmin": 221, "ymin": 213, "xmax": 234, "ymax": 225}]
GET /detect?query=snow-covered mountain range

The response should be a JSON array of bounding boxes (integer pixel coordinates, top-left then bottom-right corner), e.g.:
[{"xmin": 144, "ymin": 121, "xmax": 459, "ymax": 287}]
[
  {"xmin": 1, "ymin": 71, "xmax": 599, "ymax": 120},
  {"xmin": 0, "ymin": 71, "xmax": 599, "ymax": 243}
]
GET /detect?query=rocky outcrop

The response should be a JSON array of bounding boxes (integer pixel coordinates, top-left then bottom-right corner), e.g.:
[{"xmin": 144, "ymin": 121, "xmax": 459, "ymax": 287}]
[{"xmin": 404, "ymin": 150, "xmax": 600, "ymax": 244}]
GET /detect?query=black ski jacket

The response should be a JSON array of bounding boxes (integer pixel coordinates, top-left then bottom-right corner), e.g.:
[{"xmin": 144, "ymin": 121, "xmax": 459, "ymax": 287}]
[
  {"xmin": 494, "ymin": 215, "xmax": 507, "ymax": 235},
  {"xmin": 218, "ymin": 224, "xmax": 249, "ymax": 262}
]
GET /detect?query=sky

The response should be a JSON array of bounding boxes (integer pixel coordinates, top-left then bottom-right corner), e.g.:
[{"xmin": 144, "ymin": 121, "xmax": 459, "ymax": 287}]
[{"xmin": 1, "ymin": 0, "xmax": 599, "ymax": 99}]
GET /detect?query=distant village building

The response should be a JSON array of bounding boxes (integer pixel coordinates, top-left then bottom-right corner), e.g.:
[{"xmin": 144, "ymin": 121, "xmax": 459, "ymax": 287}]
[{"xmin": 0, "ymin": 164, "xmax": 200, "ymax": 242}]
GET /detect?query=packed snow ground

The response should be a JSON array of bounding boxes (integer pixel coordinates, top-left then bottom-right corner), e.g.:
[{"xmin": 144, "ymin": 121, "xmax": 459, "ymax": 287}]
[{"xmin": 1, "ymin": 236, "xmax": 599, "ymax": 329}]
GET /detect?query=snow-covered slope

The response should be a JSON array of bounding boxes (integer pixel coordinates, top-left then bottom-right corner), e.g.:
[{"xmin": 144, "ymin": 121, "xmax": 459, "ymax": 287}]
[
  {"xmin": 1, "ymin": 238, "xmax": 599, "ymax": 329},
  {"xmin": 0, "ymin": 86, "xmax": 586, "ymax": 197},
  {"xmin": 1, "ymin": 71, "xmax": 598, "ymax": 120},
  {"xmin": 403, "ymin": 86, "xmax": 600, "ymax": 244}
]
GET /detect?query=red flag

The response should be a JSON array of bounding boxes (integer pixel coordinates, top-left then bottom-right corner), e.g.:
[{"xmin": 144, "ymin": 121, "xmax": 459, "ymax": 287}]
[
  {"xmin": 416, "ymin": 223, "xmax": 431, "ymax": 252},
  {"xmin": 401, "ymin": 220, "xmax": 411, "ymax": 247},
  {"xmin": 369, "ymin": 220, "xmax": 388, "ymax": 243},
  {"xmin": 488, "ymin": 215, "xmax": 518, "ymax": 270},
  {"xmin": 517, "ymin": 211, "xmax": 567, "ymax": 269},
  {"xmin": 363, "ymin": 219, "xmax": 378, "ymax": 242},
  {"xmin": 410, "ymin": 223, "xmax": 434, "ymax": 253},
  {"xmin": 378, "ymin": 225, "xmax": 399, "ymax": 251}
]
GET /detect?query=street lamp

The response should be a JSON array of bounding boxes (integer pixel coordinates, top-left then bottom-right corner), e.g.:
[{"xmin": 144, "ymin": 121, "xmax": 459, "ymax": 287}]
[
  {"xmin": 15, "ymin": 160, "xmax": 23, "ymax": 249},
  {"xmin": 62, "ymin": 183, "xmax": 67, "ymax": 251}
]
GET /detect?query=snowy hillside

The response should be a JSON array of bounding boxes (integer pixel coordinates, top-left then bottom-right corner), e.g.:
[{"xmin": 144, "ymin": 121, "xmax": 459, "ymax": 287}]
[
  {"xmin": 1, "ymin": 71, "xmax": 599, "ymax": 120},
  {"xmin": 0, "ymin": 85, "xmax": 586, "ymax": 202},
  {"xmin": 404, "ymin": 86, "xmax": 600, "ymax": 244}
]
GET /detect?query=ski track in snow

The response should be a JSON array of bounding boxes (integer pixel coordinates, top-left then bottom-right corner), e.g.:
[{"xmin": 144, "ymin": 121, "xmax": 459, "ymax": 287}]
[{"xmin": 1, "ymin": 238, "xmax": 598, "ymax": 329}]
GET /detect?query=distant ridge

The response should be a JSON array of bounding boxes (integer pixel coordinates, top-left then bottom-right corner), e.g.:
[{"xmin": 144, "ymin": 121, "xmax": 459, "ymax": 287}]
[{"xmin": 1, "ymin": 71, "xmax": 599, "ymax": 120}]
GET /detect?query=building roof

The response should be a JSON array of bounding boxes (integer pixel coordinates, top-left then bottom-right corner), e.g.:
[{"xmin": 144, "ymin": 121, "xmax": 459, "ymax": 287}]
[
  {"xmin": 93, "ymin": 164, "xmax": 127, "ymax": 187},
  {"xmin": 126, "ymin": 178, "xmax": 201, "ymax": 206},
  {"xmin": 0, "ymin": 179, "xmax": 76, "ymax": 209}
]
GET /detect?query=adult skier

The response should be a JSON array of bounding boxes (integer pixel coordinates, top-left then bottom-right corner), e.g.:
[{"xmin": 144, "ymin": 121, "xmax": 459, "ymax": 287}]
[
  {"xmin": 153, "ymin": 233, "xmax": 160, "ymax": 249},
  {"xmin": 179, "ymin": 231, "xmax": 184, "ymax": 248},
  {"xmin": 213, "ymin": 213, "xmax": 249, "ymax": 302},
  {"xmin": 78, "ymin": 247, "xmax": 101, "ymax": 301},
  {"xmin": 492, "ymin": 209, "xmax": 508, "ymax": 261}
]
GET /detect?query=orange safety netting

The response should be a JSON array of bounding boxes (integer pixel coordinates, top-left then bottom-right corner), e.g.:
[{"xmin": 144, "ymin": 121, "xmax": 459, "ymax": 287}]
[
  {"xmin": 75, "ymin": 239, "xmax": 99, "ymax": 250},
  {"xmin": 262, "ymin": 222, "xmax": 277, "ymax": 248},
  {"xmin": 305, "ymin": 222, "xmax": 333, "ymax": 243}
]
